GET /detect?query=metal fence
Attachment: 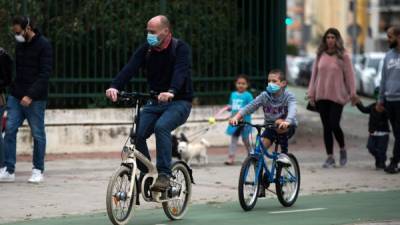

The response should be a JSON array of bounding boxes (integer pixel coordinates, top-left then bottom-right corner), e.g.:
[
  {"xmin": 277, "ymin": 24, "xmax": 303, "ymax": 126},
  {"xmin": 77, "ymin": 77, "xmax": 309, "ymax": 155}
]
[{"xmin": 0, "ymin": 0, "xmax": 286, "ymax": 108}]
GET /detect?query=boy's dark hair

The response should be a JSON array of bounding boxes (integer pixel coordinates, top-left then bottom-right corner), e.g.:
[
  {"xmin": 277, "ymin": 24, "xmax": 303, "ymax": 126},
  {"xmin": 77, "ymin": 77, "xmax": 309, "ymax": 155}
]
[
  {"xmin": 12, "ymin": 16, "xmax": 36, "ymax": 30},
  {"xmin": 235, "ymin": 74, "xmax": 250, "ymax": 84},
  {"xmin": 268, "ymin": 69, "xmax": 286, "ymax": 81}
]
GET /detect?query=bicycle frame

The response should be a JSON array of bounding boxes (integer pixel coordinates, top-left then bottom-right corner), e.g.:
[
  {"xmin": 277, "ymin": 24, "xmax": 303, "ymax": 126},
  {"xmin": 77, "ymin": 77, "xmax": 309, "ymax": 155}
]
[
  {"xmin": 119, "ymin": 95, "xmax": 185, "ymax": 203},
  {"xmin": 251, "ymin": 133, "xmax": 280, "ymax": 184}
]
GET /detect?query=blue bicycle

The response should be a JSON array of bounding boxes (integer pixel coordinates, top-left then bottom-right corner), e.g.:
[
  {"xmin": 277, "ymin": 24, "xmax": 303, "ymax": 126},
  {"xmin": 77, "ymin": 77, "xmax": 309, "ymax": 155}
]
[{"xmin": 237, "ymin": 122, "xmax": 300, "ymax": 211}]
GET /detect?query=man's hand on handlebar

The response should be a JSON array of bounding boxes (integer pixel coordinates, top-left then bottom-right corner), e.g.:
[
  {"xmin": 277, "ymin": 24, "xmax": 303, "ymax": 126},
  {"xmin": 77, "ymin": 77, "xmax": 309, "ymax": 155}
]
[
  {"xmin": 105, "ymin": 88, "xmax": 119, "ymax": 102},
  {"xmin": 158, "ymin": 92, "xmax": 174, "ymax": 102}
]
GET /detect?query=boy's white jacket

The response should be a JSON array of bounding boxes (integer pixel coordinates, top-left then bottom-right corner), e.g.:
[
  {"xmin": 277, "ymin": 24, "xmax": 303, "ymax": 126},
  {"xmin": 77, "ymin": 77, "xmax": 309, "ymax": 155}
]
[{"xmin": 239, "ymin": 90, "xmax": 298, "ymax": 126}]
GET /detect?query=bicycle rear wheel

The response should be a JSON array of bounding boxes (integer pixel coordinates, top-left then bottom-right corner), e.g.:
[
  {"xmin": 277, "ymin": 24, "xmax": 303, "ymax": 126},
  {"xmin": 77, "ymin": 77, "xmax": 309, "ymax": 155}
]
[
  {"xmin": 106, "ymin": 166, "xmax": 137, "ymax": 225},
  {"xmin": 275, "ymin": 153, "xmax": 300, "ymax": 207},
  {"xmin": 238, "ymin": 156, "xmax": 261, "ymax": 211},
  {"xmin": 162, "ymin": 162, "xmax": 192, "ymax": 220}
]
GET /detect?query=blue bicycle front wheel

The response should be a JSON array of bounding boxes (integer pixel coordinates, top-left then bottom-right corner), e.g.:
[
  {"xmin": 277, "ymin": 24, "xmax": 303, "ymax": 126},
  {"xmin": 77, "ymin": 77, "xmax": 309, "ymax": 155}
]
[{"xmin": 238, "ymin": 156, "xmax": 261, "ymax": 211}]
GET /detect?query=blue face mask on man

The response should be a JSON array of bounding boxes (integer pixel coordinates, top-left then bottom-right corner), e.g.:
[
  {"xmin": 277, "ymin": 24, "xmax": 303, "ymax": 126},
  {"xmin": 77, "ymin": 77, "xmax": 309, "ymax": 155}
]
[
  {"xmin": 266, "ymin": 82, "xmax": 281, "ymax": 94},
  {"xmin": 147, "ymin": 33, "xmax": 160, "ymax": 46}
]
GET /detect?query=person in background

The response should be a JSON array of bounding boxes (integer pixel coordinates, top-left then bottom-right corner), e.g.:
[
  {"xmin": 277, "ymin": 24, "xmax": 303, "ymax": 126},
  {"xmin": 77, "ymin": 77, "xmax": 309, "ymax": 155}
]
[
  {"xmin": 0, "ymin": 16, "xmax": 52, "ymax": 183},
  {"xmin": 216, "ymin": 74, "xmax": 253, "ymax": 165},
  {"xmin": 377, "ymin": 26, "xmax": 400, "ymax": 174},
  {"xmin": 0, "ymin": 47, "xmax": 13, "ymax": 173},
  {"xmin": 356, "ymin": 87, "xmax": 390, "ymax": 170},
  {"xmin": 307, "ymin": 28, "xmax": 357, "ymax": 168}
]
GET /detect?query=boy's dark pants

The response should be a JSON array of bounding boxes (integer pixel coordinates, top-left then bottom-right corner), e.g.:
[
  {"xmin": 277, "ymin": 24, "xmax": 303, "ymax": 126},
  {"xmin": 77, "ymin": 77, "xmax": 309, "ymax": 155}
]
[{"xmin": 367, "ymin": 135, "xmax": 389, "ymax": 165}]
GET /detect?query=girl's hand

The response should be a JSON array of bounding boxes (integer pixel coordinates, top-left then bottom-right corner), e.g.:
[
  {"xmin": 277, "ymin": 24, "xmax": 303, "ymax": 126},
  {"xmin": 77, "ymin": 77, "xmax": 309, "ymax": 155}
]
[{"xmin": 229, "ymin": 117, "xmax": 239, "ymax": 126}]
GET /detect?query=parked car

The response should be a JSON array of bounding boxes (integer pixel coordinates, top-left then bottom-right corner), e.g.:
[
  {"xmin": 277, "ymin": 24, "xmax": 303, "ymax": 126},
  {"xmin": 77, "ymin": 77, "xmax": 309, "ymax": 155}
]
[
  {"xmin": 360, "ymin": 52, "xmax": 385, "ymax": 96},
  {"xmin": 286, "ymin": 56, "xmax": 312, "ymax": 85},
  {"xmin": 353, "ymin": 54, "xmax": 365, "ymax": 94},
  {"xmin": 295, "ymin": 57, "xmax": 314, "ymax": 87}
]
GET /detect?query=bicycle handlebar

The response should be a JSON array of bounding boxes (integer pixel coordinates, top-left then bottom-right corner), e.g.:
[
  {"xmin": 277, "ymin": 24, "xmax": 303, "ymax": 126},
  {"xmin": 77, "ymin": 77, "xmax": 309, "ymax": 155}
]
[
  {"xmin": 236, "ymin": 121, "xmax": 290, "ymax": 129},
  {"xmin": 117, "ymin": 91, "xmax": 158, "ymax": 102}
]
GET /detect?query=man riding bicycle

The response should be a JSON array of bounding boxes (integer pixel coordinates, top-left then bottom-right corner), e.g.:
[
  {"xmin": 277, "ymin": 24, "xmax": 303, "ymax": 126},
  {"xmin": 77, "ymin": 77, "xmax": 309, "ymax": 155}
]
[{"xmin": 106, "ymin": 15, "xmax": 193, "ymax": 192}]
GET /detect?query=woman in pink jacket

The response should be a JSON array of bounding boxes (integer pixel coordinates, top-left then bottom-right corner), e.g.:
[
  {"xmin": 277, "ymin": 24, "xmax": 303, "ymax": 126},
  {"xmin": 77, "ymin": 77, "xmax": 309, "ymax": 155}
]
[{"xmin": 308, "ymin": 28, "xmax": 358, "ymax": 168}]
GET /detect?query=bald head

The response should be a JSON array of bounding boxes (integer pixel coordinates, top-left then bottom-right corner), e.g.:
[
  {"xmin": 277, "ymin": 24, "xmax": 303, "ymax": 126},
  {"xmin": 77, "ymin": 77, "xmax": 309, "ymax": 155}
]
[{"xmin": 148, "ymin": 15, "xmax": 170, "ymax": 30}]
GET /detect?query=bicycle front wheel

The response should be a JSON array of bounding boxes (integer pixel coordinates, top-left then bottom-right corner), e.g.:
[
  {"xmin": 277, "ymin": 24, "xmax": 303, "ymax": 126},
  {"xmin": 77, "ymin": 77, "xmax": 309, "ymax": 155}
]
[
  {"xmin": 162, "ymin": 162, "xmax": 192, "ymax": 220},
  {"xmin": 238, "ymin": 156, "xmax": 261, "ymax": 211},
  {"xmin": 275, "ymin": 153, "xmax": 301, "ymax": 207},
  {"xmin": 106, "ymin": 166, "xmax": 137, "ymax": 225}
]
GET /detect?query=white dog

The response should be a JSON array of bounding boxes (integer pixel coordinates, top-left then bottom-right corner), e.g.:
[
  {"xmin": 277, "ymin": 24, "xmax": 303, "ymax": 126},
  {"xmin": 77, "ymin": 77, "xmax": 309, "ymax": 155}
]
[{"xmin": 178, "ymin": 138, "xmax": 209, "ymax": 166}]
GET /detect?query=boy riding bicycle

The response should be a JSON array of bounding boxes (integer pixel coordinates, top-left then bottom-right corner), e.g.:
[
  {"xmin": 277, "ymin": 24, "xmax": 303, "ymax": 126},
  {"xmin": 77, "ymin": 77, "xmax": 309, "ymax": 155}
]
[{"xmin": 230, "ymin": 69, "xmax": 297, "ymax": 154}]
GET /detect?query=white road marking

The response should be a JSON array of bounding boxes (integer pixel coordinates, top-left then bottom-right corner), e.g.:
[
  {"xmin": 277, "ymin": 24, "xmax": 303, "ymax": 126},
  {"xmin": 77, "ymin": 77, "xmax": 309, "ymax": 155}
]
[{"xmin": 269, "ymin": 208, "xmax": 327, "ymax": 214}]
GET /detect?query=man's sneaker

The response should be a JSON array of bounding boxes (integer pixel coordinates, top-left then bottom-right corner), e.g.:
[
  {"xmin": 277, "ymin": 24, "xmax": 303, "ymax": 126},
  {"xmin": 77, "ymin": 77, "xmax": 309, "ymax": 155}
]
[
  {"xmin": 150, "ymin": 174, "xmax": 170, "ymax": 192},
  {"xmin": 0, "ymin": 170, "xmax": 15, "ymax": 182},
  {"xmin": 0, "ymin": 167, "xmax": 6, "ymax": 174},
  {"xmin": 384, "ymin": 159, "xmax": 399, "ymax": 174},
  {"xmin": 322, "ymin": 156, "xmax": 336, "ymax": 168},
  {"xmin": 28, "ymin": 169, "xmax": 44, "ymax": 183},
  {"xmin": 339, "ymin": 149, "xmax": 347, "ymax": 166}
]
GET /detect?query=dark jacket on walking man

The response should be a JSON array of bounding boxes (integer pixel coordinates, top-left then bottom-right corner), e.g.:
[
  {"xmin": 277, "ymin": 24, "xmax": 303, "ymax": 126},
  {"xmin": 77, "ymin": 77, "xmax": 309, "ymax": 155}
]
[
  {"xmin": 0, "ymin": 16, "xmax": 52, "ymax": 183},
  {"xmin": 0, "ymin": 47, "xmax": 13, "ymax": 170}
]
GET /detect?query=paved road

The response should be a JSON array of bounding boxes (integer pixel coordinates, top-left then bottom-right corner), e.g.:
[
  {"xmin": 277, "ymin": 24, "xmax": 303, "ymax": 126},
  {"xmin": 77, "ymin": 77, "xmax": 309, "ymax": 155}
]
[{"xmin": 5, "ymin": 191, "xmax": 400, "ymax": 225}]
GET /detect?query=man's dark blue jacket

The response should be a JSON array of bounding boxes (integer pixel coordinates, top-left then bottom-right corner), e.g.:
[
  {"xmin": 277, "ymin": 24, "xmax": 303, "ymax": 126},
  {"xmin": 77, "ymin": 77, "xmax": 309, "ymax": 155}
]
[
  {"xmin": 12, "ymin": 31, "xmax": 52, "ymax": 101},
  {"xmin": 111, "ymin": 39, "xmax": 193, "ymax": 102}
]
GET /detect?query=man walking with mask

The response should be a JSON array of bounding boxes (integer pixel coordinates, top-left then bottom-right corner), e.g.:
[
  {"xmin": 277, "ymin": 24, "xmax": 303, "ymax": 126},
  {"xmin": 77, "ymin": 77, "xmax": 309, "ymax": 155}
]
[
  {"xmin": 106, "ymin": 15, "xmax": 193, "ymax": 191},
  {"xmin": 0, "ymin": 16, "xmax": 52, "ymax": 183},
  {"xmin": 377, "ymin": 26, "xmax": 400, "ymax": 174}
]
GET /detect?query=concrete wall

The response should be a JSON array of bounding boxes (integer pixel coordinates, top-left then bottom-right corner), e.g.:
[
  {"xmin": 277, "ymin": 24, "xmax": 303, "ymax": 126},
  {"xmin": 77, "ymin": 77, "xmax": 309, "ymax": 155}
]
[{"xmin": 15, "ymin": 107, "xmax": 264, "ymax": 154}]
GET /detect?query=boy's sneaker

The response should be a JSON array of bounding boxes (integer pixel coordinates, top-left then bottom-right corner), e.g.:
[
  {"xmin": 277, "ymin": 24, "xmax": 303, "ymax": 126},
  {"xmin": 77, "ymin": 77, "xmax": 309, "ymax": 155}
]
[
  {"xmin": 339, "ymin": 149, "xmax": 347, "ymax": 166},
  {"xmin": 277, "ymin": 154, "xmax": 291, "ymax": 167},
  {"xmin": 322, "ymin": 156, "xmax": 336, "ymax": 168},
  {"xmin": 375, "ymin": 159, "xmax": 386, "ymax": 170},
  {"xmin": 384, "ymin": 159, "xmax": 399, "ymax": 174},
  {"xmin": 0, "ymin": 170, "xmax": 15, "ymax": 183},
  {"xmin": 28, "ymin": 169, "xmax": 44, "ymax": 183}
]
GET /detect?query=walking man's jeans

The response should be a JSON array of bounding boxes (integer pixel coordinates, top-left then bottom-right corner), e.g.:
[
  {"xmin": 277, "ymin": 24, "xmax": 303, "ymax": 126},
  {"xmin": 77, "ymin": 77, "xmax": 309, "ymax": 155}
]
[
  {"xmin": 385, "ymin": 101, "xmax": 400, "ymax": 164},
  {"xmin": 4, "ymin": 96, "xmax": 47, "ymax": 174},
  {"xmin": 135, "ymin": 100, "xmax": 191, "ymax": 176},
  {"xmin": 0, "ymin": 106, "xmax": 5, "ymax": 168}
]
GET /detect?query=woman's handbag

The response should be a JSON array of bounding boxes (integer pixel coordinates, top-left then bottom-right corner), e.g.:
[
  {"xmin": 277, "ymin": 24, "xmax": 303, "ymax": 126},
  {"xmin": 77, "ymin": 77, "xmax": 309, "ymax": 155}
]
[{"xmin": 306, "ymin": 101, "xmax": 318, "ymax": 112}]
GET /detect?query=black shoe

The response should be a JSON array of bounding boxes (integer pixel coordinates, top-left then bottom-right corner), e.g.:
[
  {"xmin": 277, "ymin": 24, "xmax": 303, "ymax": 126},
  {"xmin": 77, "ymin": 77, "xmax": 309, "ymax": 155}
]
[
  {"xmin": 258, "ymin": 186, "xmax": 266, "ymax": 198},
  {"xmin": 339, "ymin": 149, "xmax": 347, "ymax": 167},
  {"xmin": 150, "ymin": 174, "xmax": 170, "ymax": 192},
  {"xmin": 375, "ymin": 159, "xmax": 386, "ymax": 170},
  {"xmin": 384, "ymin": 159, "xmax": 399, "ymax": 174}
]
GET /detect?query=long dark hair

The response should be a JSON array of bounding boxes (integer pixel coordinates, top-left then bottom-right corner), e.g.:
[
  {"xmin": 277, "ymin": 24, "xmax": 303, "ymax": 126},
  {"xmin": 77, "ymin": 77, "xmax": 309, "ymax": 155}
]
[{"xmin": 317, "ymin": 28, "xmax": 345, "ymax": 60}]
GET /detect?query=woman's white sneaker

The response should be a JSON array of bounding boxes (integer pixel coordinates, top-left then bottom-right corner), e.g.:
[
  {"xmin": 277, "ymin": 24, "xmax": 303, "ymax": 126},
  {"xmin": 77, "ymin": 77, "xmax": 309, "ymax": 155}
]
[
  {"xmin": 28, "ymin": 169, "xmax": 44, "ymax": 183},
  {"xmin": 0, "ymin": 170, "xmax": 15, "ymax": 182}
]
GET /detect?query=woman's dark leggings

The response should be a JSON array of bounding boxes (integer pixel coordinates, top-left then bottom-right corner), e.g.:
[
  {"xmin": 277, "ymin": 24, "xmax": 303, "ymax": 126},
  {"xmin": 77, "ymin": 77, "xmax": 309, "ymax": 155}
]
[{"xmin": 316, "ymin": 100, "xmax": 345, "ymax": 155}]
